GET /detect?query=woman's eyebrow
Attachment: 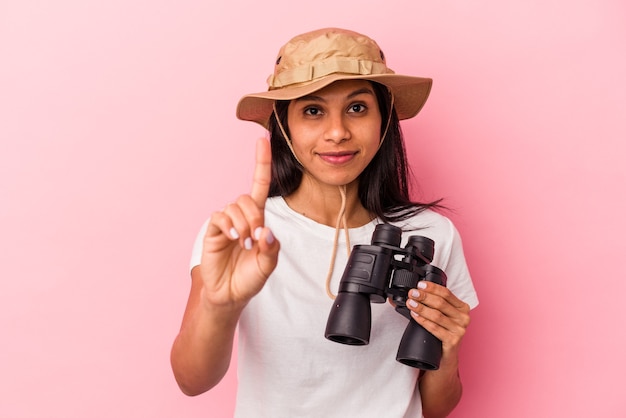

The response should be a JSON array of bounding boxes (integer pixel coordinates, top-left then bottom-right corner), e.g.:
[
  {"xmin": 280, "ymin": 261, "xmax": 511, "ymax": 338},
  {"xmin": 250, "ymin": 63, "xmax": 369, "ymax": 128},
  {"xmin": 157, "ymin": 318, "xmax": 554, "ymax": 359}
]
[
  {"xmin": 294, "ymin": 94, "xmax": 324, "ymax": 103},
  {"xmin": 294, "ymin": 88, "xmax": 375, "ymax": 103},
  {"xmin": 347, "ymin": 87, "xmax": 375, "ymax": 99}
]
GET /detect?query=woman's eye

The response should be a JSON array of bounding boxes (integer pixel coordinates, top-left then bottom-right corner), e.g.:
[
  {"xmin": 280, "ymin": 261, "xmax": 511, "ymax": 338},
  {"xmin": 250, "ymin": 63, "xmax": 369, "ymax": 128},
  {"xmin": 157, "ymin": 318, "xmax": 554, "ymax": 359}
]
[
  {"xmin": 304, "ymin": 107, "xmax": 321, "ymax": 116},
  {"xmin": 348, "ymin": 103, "xmax": 366, "ymax": 113}
]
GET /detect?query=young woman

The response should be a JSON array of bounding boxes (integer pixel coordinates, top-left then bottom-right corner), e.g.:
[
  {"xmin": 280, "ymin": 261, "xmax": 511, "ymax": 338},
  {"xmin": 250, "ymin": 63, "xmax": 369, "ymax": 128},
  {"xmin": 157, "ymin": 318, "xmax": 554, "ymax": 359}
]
[{"xmin": 171, "ymin": 28, "xmax": 479, "ymax": 418}]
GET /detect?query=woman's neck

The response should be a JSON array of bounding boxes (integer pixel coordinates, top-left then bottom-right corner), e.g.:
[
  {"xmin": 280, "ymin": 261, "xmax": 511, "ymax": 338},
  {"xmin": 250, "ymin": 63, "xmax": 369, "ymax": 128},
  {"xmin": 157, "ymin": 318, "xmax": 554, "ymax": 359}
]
[{"xmin": 284, "ymin": 178, "xmax": 374, "ymax": 228}]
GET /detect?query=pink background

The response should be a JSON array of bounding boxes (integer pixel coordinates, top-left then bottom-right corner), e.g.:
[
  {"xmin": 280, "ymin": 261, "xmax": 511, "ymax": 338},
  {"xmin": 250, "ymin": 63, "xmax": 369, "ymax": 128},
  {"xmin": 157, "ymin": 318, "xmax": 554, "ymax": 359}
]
[{"xmin": 1, "ymin": 1, "xmax": 625, "ymax": 417}]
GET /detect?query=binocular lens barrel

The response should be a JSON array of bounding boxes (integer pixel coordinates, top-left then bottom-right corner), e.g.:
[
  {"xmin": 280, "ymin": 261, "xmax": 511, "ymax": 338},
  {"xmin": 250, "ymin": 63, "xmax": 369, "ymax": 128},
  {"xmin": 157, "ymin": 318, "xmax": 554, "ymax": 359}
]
[
  {"xmin": 371, "ymin": 223, "xmax": 402, "ymax": 246},
  {"xmin": 325, "ymin": 292, "xmax": 371, "ymax": 345},
  {"xmin": 396, "ymin": 320, "xmax": 442, "ymax": 370},
  {"xmin": 407, "ymin": 235, "xmax": 435, "ymax": 263}
]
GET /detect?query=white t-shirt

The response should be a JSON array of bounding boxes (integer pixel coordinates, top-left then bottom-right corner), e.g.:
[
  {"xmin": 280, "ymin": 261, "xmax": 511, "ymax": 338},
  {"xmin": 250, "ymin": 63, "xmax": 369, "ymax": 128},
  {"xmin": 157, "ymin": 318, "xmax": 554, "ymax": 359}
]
[{"xmin": 190, "ymin": 197, "xmax": 479, "ymax": 418}]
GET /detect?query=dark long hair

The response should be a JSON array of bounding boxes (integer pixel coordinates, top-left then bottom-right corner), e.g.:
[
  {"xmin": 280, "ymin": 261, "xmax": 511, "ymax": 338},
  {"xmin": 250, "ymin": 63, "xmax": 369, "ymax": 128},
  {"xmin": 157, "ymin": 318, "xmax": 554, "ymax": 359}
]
[{"xmin": 267, "ymin": 81, "xmax": 441, "ymax": 223}]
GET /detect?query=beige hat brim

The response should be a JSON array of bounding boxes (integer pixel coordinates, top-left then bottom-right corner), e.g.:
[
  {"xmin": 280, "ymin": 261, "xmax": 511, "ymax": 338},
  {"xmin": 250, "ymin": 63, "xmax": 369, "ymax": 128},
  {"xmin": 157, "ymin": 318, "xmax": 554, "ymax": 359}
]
[{"xmin": 236, "ymin": 73, "xmax": 432, "ymax": 129}]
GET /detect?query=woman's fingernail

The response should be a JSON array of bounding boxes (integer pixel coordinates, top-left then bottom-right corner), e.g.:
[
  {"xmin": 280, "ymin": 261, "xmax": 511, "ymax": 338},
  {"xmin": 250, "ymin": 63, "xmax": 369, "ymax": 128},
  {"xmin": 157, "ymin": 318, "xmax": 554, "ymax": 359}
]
[
  {"xmin": 229, "ymin": 228, "xmax": 239, "ymax": 239},
  {"xmin": 407, "ymin": 299, "xmax": 418, "ymax": 308},
  {"xmin": 410, "ymin": 289, "xmax": 420, "ymax": 298},
  {"xmin": 265, "ymin": 229, "xmax": 275, "ymax": 244},
  {"xmin": 417, "ymin": 281, "xmax": 427, "ymax": 289},
  {"xmin": 244, "ymin": 237, "xmax": 253, "ymax": 250},
  {"xmin": 254, "ymin": 227, "xmax": 263, "ymax": 240}
]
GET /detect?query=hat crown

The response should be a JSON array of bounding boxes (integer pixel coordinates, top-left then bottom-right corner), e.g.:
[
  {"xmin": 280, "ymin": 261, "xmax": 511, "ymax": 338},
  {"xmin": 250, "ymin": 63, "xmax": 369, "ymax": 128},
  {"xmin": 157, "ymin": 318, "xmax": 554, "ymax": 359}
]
[{"xmin": 267, "ymin": 28, "xmax": 394, "ymax": 90}]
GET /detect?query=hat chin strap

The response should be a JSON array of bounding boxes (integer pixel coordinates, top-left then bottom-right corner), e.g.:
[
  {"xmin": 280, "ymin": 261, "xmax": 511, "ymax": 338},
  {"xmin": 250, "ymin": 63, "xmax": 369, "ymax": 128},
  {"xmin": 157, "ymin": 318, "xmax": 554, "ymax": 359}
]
[
  {"xmin": 378, "ymin": 93, "xmax": 394, "ymax": 151},
  {"xmin": 272, "ymin": 103, "xmax": 304, "ymax": 167},
  {"xmin": 271, "ymin": 95, "xmax": 395, "ymax": 300},
  {"xmin": 324, "ymin": 184, "xmax": 351, "ymax": 299}
]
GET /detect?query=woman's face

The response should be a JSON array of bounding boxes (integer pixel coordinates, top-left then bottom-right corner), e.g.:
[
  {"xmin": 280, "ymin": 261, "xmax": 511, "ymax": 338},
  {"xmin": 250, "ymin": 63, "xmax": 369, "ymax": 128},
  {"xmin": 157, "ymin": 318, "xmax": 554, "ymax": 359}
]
[{"xmin": 286, "ymin": 79, "xmax": 382, "ymax": 191}]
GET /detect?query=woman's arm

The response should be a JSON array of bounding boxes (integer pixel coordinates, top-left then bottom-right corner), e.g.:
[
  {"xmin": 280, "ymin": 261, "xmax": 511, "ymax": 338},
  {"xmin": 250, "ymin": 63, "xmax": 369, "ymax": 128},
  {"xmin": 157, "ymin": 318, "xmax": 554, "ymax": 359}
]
[
  {"xmin": 170, "ymin": 138, "xmax": 279, "ymax": 395},
  {"xmin": 418, "ymin": 348, "xmax": 463, "ymax": 417},
  {"xmin": 170, "ymin": 267, "xmax": 244, "ymax": 395},
  {"xmin": 407, "ymin": 281, "xmax": 472, "ymax": 417}
]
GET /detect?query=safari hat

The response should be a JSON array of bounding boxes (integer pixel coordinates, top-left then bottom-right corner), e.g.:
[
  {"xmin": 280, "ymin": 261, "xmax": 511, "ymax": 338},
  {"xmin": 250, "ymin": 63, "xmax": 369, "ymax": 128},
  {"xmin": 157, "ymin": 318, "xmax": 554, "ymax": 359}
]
[{"xmin": 236, "ymin": 28, "xmax": 433, "ymax": 128}]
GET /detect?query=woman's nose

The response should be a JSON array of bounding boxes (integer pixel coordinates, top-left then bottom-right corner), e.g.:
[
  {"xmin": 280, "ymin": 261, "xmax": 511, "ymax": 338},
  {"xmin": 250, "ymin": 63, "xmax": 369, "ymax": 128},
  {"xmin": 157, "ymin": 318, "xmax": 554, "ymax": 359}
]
[{"xmin": 324, "ymin": 113, "xmax": 351, "ymax": 143}]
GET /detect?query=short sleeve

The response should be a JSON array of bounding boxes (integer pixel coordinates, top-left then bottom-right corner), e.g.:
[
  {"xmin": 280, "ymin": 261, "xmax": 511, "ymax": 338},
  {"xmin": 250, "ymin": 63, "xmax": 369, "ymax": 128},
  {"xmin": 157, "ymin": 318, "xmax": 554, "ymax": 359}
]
[
  {"xmin": 189, "ymin": 219, "xmax": 209, "ymax": 272},
  {"xmin": 440, "ymin": 219, "xmax": 479, "ymax": 310}
]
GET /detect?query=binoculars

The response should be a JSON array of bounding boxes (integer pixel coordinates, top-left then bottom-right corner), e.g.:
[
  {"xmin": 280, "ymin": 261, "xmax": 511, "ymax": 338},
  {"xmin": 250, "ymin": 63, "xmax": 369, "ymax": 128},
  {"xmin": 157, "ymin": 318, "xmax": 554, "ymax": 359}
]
[{"xmin": 324, "ymin": 223, "xmax": 447, "ymax": 370}]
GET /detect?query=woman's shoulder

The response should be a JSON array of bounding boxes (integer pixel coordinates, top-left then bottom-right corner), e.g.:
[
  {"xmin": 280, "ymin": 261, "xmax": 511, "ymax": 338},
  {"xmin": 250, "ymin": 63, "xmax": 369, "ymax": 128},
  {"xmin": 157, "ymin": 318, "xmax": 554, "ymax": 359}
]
[{"xmin": 395, "ymin": 208, "xmax": 456, "ymax": 234}]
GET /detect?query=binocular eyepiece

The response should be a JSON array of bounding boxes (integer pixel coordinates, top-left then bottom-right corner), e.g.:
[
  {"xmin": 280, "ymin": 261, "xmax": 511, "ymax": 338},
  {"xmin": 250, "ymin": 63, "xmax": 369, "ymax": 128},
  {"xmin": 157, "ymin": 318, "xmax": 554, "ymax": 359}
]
[{"xmin": 324, "ymin": 223, "xmax": 447, "ymax": 370}]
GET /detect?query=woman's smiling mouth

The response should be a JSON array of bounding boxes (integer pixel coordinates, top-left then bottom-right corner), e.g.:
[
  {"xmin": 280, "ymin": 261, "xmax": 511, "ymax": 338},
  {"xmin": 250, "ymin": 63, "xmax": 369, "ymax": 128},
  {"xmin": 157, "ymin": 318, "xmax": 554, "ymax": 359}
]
[{"xmin": 317, "ymin": 151, "xmax": 358, "ymax": 165}]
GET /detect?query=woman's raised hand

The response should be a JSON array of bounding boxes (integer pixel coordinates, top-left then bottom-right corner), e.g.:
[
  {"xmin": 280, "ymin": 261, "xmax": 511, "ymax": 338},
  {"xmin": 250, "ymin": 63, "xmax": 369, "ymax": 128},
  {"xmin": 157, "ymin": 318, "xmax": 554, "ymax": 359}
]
[{"xmin": 199, "ymin": 138, "xmax": 280, "ymax": 308}]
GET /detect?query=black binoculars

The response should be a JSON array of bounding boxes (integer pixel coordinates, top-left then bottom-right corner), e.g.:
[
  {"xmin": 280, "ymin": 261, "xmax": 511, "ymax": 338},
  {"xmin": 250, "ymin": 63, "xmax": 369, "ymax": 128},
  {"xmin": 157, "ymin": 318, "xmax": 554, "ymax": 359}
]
[{"xmin": 324, "ymin": 223, "xmax": 447, "ymax": 370}]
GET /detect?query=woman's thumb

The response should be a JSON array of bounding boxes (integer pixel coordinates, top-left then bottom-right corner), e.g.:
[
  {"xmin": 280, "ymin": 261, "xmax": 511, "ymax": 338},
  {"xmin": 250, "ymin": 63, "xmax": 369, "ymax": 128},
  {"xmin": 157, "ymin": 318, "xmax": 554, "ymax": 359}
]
[{"xmin": 256, "ymin": 227, "xmax": 280, "ymax": 278}]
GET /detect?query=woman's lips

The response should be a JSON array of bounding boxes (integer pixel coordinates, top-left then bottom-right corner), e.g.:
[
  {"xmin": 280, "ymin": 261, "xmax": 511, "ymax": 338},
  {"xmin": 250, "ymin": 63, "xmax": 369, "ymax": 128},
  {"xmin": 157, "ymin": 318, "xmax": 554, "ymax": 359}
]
[{"xmin": 317, "ymin": 151, "xmax": 358, "ymax": 165}]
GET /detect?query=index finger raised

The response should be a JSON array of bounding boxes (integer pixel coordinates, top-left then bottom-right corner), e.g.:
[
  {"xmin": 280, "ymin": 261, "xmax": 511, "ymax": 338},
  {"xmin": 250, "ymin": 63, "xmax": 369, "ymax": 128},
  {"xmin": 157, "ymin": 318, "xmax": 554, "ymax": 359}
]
[{"xmin": 250, "ymin": 137, "xmax": 272, "ymax": 208}]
